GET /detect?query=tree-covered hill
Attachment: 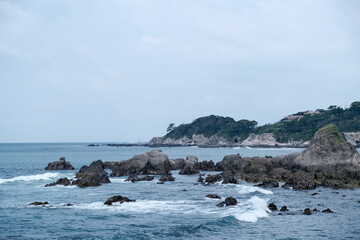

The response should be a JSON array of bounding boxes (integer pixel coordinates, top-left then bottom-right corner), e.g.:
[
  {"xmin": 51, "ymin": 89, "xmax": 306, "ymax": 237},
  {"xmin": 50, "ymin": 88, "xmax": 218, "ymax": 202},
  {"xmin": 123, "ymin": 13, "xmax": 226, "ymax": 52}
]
[{"xmin": 165, "ymin": 101, "xmax": 360, "ymax": 143}]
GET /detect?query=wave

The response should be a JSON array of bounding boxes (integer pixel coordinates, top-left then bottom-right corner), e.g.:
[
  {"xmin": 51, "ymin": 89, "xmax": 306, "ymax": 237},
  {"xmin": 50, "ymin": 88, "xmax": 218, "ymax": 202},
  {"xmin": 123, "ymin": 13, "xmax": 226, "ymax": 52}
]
[
  {"xmin": 0, "ymin": 172, "xmax": 59, "ymax": 184},
  {"xmin": 221, "ymin": 196, "xmax": 270, "ymax": 223},
  {"xmin": 236, "ymin": 185, "xmax": 273, "ymax": 195}
]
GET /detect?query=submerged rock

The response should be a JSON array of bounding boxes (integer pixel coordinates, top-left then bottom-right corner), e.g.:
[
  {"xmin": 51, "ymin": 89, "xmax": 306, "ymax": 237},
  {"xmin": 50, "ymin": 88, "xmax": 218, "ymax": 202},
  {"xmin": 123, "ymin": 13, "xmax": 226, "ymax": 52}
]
[
  {"xmin": 302, "ymin": 208, "xmax": 312, "ymax": 215},
  {"xmin": 206, "ymin": 194, "xmax": 221, "ymax": 199},
  {"xmin": 125, "ymin": 175, "xmax": 154, "ymax": 183},
  {"xmin": 256, "ymin": 180, "xmax": 279, "ymax": 188},
  {"xmin": 268, "ymin": 203, "xmax": 277, "ymax": 211},
  {"xmin": 159, "ymin": 174, "xmax": 175, "ymax": 182},
  {"xmin": 280, "ymin": 206, "xmax": 289, "ymax": 211},
  {"xmin": 45, "ymin": 157, "xmax": 74, "ymax": 170},
  {"xmin": 29, "ymin": 201, "xmax": 49, "ymax": 206},
  {"xmin": 217, "ymin": 196, "xmax": 238, "ymax": 207},
  {"xmin": 322, "ymin": 208, "xmax": 334, "ymax": 213},
  {"xmin": 104, "ymin": 195, "xmax": 135, "ymax": 205}
]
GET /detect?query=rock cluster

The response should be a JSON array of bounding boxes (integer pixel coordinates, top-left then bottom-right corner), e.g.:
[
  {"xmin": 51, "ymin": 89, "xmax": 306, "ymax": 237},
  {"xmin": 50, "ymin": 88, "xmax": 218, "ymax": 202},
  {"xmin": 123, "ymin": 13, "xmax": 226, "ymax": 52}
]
[
  {"xmin": 216, "ymin": 197, "xmax": 238, "ymax": 207},
  {"xmin": 104, "ymin": 195, "xmax": 135, "ymax": 205},
  {"xmin": 45, "ymin": 177, "xmax": 71, "ymax": 187},
  {"xmin": 45, "ymin": 157, "xmax": 74, "ymax": 170},
  {"xmin": 72, "ymin": 160, "xmax": 110, "ymax": 188}
]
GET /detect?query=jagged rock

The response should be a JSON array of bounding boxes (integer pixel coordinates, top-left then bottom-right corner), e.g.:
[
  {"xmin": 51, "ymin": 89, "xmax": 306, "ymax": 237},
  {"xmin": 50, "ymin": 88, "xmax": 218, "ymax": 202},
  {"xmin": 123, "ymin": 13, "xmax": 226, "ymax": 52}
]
[
  {"xmin": 256, "ymin": 180, "xmax": 279, "ymax": 188},
  {"xmin": 205, "ymin": 174, "xmax": 222, "ymax": 184},
  {"xmin": 159, "ymin": 174, "xmax": 175, "ymax": 182},
  {"xmin": 206, "ymin": 194, "xmax": 221, "ymax": 199},
  {"xmin": 303, "ymin": 208, "xmax": 312, "ymax": 215},
  {"xmin": 179, "ymin": 156, "xmax": 199, "ymax": 175},
  {"xmin": 197, "ymin": 175, "xmax": 204, "ymax": 183},
  {"xmin": 104, "ymin": 195, "xmax": 135, "ymax": 205},
  {"xmin": 268, "ymin": 203, "xmax": 277, "ymax": 211},
  {"xmin": 45, "ymin": 157, "xmax": 74, "ymax": 170},
  {"xmin": 45, "ymin": 177, "xmax": 71, "ymax": 187},
  {"xmin": 322, "ymin": 208, "xmax": 334, "ymax": 213},
  {"xmin": 222, "ymin": 170, "xmax": 239, "ymax": 184},
  {"xmin": 106, "ymin": 150, "xmax": 172, "ymax": 177},
  {"xmin": 312, "ymin": 208, "xmax": 320, "ymax": 212},
  {"xmin": 282, "ymin": 171, "xmax": 318, "ymax": 190},
  {"xmin": 198, "ymin": 160, "xmax": 218, "ymax": 171},
  {"xmin": 72, "ymin": 160, "xmax": 110, "ymax": 188},
  {"xmin": 125, "ymin": 175, "xmax": 154, "ymax": 183},
  {"xmin": 217, "ymin": 197, "xmax": 238, "ymax": 207},
  {"xmin": 280, "ymin": 206, "xmax": 289, "ymax": 211}
]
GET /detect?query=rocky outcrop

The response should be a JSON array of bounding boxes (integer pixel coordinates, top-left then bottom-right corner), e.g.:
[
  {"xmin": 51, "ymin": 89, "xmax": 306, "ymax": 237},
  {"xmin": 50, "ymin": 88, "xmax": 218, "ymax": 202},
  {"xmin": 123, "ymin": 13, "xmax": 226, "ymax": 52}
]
[
  {"xmin": 45, "ymin": 177, "xmax": 71, "ymax": 187},
  {"xmin": 106, "ymin": 150, "xmax": 172, "ymax": 177},
  {"xmin": 45, "ymin": 157, "xmax": 74, "ymax": 170},
  {"xmin": 104, "ymin": 195, "xmax": 135, "ymax": 205},
  {"xmin": 344, "ymin": 132, "xmax": 360, "ymax": 148},
  {"xmin": 206, "ymin": 194, "xmax": 221, "ymax": 199},
  {"xmin": 179, "ymin": 156, "xmax": 199, "ymax": 175},
  {"xmin": 72, "ymin": 160, "xmax": 110, "ymax": 188},
  {"xmin": 147, "ymin": 134, "xmax": 230, "ymax": 147},
  {"xmin": 159, "ymin": 174, "xmax": 175, "ymax": 182},
  {"xmin": 241, "ymin": 133, "xmax": 308, "ymax": 148},
  {"xmin": 169, "ymin": 158, "xmax": 186, "ymax": 170}
]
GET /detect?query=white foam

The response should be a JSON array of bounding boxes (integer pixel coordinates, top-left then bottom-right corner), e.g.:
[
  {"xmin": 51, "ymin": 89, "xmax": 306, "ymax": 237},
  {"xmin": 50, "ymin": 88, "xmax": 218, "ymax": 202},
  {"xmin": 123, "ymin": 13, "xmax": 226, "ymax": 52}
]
[
  {"xmin": 237, "ymin": 185, "xmax": 273, "ymax": 195},
  {"xmin": 108, "ymin": 178, "xmax": 127, "ymax": 183},
  {"xmin": 221, "ymin": 196, "xmax": 270, "ymax": 223},
  {"xmin": 0, "ymin": 172, "xmax": 59, "ymax": 184}
]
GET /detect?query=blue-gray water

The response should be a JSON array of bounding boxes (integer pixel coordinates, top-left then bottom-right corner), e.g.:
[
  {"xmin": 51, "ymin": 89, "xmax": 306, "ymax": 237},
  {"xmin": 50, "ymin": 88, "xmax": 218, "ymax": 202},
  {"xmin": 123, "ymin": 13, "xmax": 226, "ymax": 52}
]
[{"xmin": 1, "ymin": 143, "xmax": 360, "ymax": 240}]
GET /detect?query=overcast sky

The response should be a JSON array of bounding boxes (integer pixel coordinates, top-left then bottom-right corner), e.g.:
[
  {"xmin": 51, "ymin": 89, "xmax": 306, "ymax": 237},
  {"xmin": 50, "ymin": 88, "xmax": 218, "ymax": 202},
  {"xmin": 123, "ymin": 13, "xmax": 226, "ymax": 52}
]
[{"xmin": 0, "ymin": 0, "xmax": 359, "ymax": 143}]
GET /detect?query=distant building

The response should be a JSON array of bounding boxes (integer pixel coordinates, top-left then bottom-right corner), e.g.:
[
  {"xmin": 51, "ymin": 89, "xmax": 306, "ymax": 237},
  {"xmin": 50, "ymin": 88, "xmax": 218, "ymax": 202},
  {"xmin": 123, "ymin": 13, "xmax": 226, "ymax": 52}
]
[{"xmin": 281, "ymin": 109, "xmax": 325, "ymax": 122}]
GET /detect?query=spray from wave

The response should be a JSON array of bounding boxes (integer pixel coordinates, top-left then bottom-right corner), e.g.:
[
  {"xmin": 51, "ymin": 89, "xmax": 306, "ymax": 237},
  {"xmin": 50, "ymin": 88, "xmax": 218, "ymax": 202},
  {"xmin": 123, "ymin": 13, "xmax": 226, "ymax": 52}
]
[{"xmin": 0, "ymin": 172, "xmax": 59, "ymax": 184}]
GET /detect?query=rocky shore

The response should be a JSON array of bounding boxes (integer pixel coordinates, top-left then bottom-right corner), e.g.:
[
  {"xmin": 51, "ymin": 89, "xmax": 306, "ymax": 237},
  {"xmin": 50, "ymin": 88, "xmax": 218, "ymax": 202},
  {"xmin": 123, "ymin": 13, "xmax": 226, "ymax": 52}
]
[{"xmin": 147, "ymin": 131, "xmax": 360, "ymax": 148}]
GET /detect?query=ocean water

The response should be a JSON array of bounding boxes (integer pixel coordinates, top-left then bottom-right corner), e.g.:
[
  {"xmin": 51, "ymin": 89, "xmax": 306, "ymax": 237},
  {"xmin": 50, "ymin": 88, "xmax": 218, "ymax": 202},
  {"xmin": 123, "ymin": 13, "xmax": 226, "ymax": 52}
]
[{"xmin": 1, "ymin": 143, "xmax": 360, "ymax": 240}]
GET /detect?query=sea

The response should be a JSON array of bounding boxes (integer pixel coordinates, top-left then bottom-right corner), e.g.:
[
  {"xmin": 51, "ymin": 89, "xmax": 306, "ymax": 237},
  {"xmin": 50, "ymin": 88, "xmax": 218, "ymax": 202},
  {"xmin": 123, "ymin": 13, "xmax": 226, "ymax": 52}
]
[{"xmin": 1, "ymin": 143, "xmax": 360, "ymax": 240}]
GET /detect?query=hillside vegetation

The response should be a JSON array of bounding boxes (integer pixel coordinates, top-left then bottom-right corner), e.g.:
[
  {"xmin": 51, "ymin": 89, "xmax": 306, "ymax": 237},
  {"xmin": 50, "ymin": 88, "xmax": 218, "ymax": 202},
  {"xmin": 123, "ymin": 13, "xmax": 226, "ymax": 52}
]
[{"xmin": 165, "ymin": 101, "xmax": 360, "ymax": 143}]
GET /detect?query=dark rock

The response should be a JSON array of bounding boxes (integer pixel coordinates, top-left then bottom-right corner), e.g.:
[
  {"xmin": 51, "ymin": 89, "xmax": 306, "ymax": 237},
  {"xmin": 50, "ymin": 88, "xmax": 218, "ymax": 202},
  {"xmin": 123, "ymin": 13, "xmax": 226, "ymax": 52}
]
[
  {"xmin": 312, "ymin": 208, "xmax": 320, "ymax": 212},
  {"xmin": 224, "ymin": 197, "xmax": 238, "ymax": 206},
  {"xmin": 206, "ymin": 194, "xmax": 221, "ymax": 199},
  {"xmin": 312, "ymin": 192, "xmax": 319, "ymax": 196},
  {"xmin": 268, "ymin": 203, "xmax": 277, "ymax": 211},
  {"xmin": 222, "ymin": 170, "xmax": 239, "ymax": 184},
  {"xmin": 322, "ymin": 208, "xmax": 334, "ymax": 213},
  {"xmin": 217, "ymin": 196, "xmax": 238, "ymax": 207},
  {"xmin": 280, "ymin": 206, "xmax": 289, "ymax": 211},
  {"xmin": 106, "ymin": 150, "xmax": 172, "ymax": 177},
  {"xmin": 283, "ymin": 171, "xmax": 318, "ymax": 190},
  {"xmin": 45, "ymin": 177, "xmax": 71, "ymax": 187},
  {"xmin": 278, "ymin": 213, "xmax": 283, "ymax": 215},
  {"xmin": 303, "ymin": 208, "xmax": 312, "ymax": 215},
  {"xmin": 45, "ymin": 157, "xmax": 74, "ymax": 170},
  {"xmin": 197, "ymin": 175, "xmax": 204, "ymax": 183},
  {"xmin": 198, "ymin": 160, "xmax": 218, "ymax": 171},
  {"xmin": 179, "ymin": 156, "xmax": 199, "ymax": 175},
  {"xmin": 125, "ymin": 175, "xmax": 154, "ymax": 183},
  {"xmin": 205, "ymin": 174, "xmax": 222, "ymax": 184},
  {"xmin": 72, "ymin": 160, "xmax": 110, "ymax": 188},
  {"xmin": 64, "ymin": 203, "xmax": 73, "ymax": 206},
  {"xmin": 257, "ymin": 180, "xmax": 279, "ymax": 188},
  {"xmin": 157, "ymin": 181, "xmax": 164, "ymax": 184},
  {"xmin": 104, "ymin": 195, "xmax": 135, "ymax": 205},
  {"xmin": 182, "ymin": 189, "xmax": 187, "ymax": 191},
  {"xmin": 29, "ymin": 201, "xmax": 49, "ymax": 206},
  {"xmin": 159, "ymin": 174, "xmax": 175, "ymax": 182}
]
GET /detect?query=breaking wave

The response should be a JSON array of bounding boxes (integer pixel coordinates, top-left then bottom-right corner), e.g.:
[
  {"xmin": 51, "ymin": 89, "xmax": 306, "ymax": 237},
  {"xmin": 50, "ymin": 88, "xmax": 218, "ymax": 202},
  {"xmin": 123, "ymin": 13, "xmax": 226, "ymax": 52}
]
[{"xmin": 0, "ymin": 172, "xmax": 59, "ymax": 184}]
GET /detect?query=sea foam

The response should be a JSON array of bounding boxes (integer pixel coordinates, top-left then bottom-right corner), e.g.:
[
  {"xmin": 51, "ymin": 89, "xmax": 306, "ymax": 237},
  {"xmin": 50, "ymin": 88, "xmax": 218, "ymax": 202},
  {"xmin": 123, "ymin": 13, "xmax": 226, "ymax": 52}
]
[
  {"xmin": 0, "ymin": 172, "xmax": 59, "ymax": 184},
  {"xmin": 222, "ymin": 196, "xmax": 270, "ymax": 223},
  {"xmin": 237, "ymin": 185, "xmax": 273, "ymax": 195}
]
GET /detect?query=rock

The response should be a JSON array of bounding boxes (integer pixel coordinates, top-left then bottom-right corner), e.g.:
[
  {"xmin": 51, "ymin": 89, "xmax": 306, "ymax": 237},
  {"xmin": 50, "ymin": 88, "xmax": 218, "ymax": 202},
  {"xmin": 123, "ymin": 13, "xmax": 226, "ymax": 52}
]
[
  {"xmin": 179, "ymin": 156, "xmax": 199, "ymax": 175},
  {"xmin": 45, "ymin": 177, "xmax": 71, "ymax": 187},
  {"xmin": 303, "ymin": 208, "xmax": 312, "ymax": 215},
  {"xmin": 45, "ymin": 157, "xmax": 74, "ymax": 170},
  {"xmin": 280, "ymin": 206, "xmax": 289, "ymax": 211},
  {"xmin": 205, "ymin": 174, "xmax": 222, "ymax": 184},
  {"xmin": 64, "ymin": 203, "xmax": 73, "ymax": 206},
  {"xmin": 222, "ymin": 170, "xmax": 238, "ymax": 184},
  {"xmin": 217, "ymin": 196, "xmax": 238, "ymax": 207},
  {"xmin": 29, "ymin": 201, "xmax": 49, "ymax": 206},
  {"xmin": 104, "ymin": 195, "xmax": 135, "ymax": 205},
  {"xmin": 312, "ymin": 192, "xmax": 319, "ymax": 196},
  {"xmin": 169, "ymin": 158, "xmax": 186, "ymax": 170},
  {"xmin": 197, "ymin": 175, "xmax": 204, "ymax": 183},
  {"xmin": 159, "ymin": 174, "xmax": 175, "ymax": 182},
  {"xmin": 283, "ymin": 171, "xmax": 318, "ymax": 190},
  {"xmin": 72, "ymin": 160, "xmax": 110, "ymax": 188},
  {"xmin": 257, "ymin": 180, "xmax": 279, "ymax": 188},
  {"xmin": 106, "ymin": 150, "xmax": 172, "ymax": 177},
  {"xmin": 268, "ymin": 203, "xmax": 277, "ymax": 211},
  {"xmin": 125, "ymin": 175, "xmax": 154, "ymax": 183},
  {"xmin": 322, "ymin": 208, "xmax": 334, "ymax": 213},
  {"xmin": 312, "ymin": 208, "xmax": 320, "ymax": 212},
  {"xmin": 224, "ymin": 197, "xmax": 238, "ymax": 206},
  {"xmin": 157, "ymin": 181, "xmax": 164, "ymax": 184},
  {"xmin": 205, "ymin": 194, "xmax": 221, "ymax": 199},
  {"xmin": 198, "ymin": 160, "xmax": 218, "ymax": 171}
]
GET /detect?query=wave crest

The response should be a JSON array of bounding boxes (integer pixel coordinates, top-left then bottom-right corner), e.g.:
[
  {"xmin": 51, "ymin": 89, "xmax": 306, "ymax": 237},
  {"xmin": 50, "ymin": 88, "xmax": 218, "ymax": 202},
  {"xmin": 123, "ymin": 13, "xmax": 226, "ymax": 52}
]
[{"xmin": 0, "ymin": 172, "xmax": 59, "ymax": 184}]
